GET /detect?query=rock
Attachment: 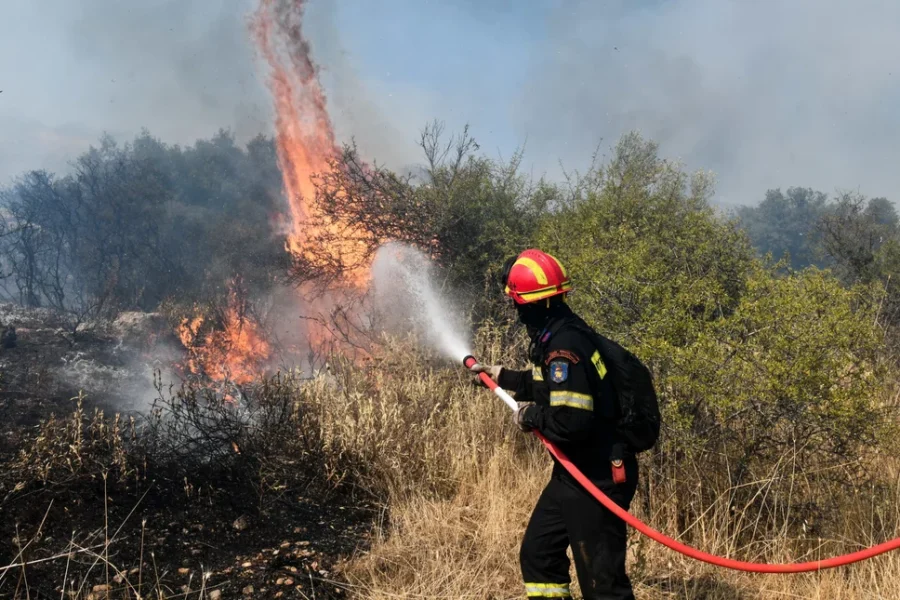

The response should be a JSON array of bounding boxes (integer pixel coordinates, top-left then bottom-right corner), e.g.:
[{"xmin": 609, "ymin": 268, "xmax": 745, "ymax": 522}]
[
  {"xmin": 178, "ymin": 567, "xmax": 190, "ymax": 575},
  {"xmin": 209, "ymin": 591, "xmax": 222, "ymax": 600},
  {"xmin": 242, "ymin": 585, "xmax": 254, "ymax": 596},
  {"xmin": 233, "ymin": 515, "xmax": 250, "ymax": 531},
  {"xmin": 112, "ymin": 311, "xmax": 171, "ymax": 349}
]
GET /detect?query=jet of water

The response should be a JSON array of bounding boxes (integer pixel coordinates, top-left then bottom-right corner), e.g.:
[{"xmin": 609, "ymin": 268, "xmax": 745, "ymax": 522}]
[{"xmin": 370, "ymin": 242, "xmax": 471, "ymax": 362}]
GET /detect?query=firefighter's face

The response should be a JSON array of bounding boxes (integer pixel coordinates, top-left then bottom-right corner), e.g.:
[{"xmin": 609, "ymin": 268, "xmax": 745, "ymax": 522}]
[{"xmin": 514, "ymin": 299, "xmax": 548, "ymax": 332}]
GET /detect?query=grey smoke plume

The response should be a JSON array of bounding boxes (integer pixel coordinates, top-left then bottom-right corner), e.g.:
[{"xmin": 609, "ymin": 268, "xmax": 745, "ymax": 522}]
[
  {"xmin": 2, "ymin": 0, "xmax": 898, "ymax": 206},
  {"xmin": 512, "ymin": 0, "xmax": 900, "ymax": 205},
  {"xmin": 0, "ymin": 0, "xmax": 269, "ymax": 181},
  {"xmin": 305, "ymin": 0, "xmax": 900, "ymax": 205}
]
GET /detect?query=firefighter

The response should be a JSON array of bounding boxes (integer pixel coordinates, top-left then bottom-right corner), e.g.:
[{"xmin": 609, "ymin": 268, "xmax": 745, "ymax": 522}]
[{"xmin": 473, "ymin": 249, "xmax": 638, "ymax": 600}]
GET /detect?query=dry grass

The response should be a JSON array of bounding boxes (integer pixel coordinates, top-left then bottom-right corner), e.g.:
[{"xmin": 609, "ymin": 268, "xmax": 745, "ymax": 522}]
[
  {"xmin": 305, "ymin": 337, "xmax": 900, "ymax": 599},
  {"xmin": 6, "ymin": 331, "xmax": 900, "ymax": 598}
]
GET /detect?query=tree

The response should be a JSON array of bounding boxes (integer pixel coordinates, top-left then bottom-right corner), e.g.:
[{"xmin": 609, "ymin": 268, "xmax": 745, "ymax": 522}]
[
  {"xmin": 737, "ymin": 187, "xmax": 830, "ymax": 270},
  {"xmin": 818, "ymin": 191, "xmax": 898, "ymax": 284},
  {"xmin": 0, "ymin": 130, "xmax": 289, "ymax": 326},
  {"xmin": 306, "ymin": 121, "xmax": 554, "ymax": 313},
  {"xmin": 538, "ymin": 132, "xmax": 755, "ymax": 342}
]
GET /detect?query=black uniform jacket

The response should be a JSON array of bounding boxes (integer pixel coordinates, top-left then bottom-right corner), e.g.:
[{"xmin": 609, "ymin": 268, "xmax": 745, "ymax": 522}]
[{"xmin": 497, "ymin": 313, "xmax": 638, "ymax": 485}]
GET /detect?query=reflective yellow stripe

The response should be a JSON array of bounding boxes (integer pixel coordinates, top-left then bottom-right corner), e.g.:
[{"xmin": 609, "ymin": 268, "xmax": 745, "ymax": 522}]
[
  {"xmin": 532, "ymin": 365, "xmax": 543, "ymax": 381},
  {"xmin": 549, "ymin": 391, "xmax": 593, "ymax": 411},
  {"xmin": 517, "ymin": 282, "xmax": 572, "ymax": 301},
  {"xmin": 525, "ymin": 582, "xmax": 571, "ymax": 597},
  {"xmin": 515, "ymin": 257, "xmax": 549, "ymax": 285},
  {"xmin": 591, "ymin": 350, "xmax": 607, "ymax": 379},
  {"xmin": 548, "ymin": 254, "xmax": 569, "ymax": 278}
]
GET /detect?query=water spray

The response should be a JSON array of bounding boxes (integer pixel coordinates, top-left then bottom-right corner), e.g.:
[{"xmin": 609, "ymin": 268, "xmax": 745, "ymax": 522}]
[{"xmin": 371, "ymin": 242, "xmax": 471, "ymax": 359}]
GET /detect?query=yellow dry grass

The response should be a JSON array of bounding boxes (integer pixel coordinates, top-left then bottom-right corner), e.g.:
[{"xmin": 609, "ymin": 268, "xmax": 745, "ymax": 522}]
[
  {"xmin": 8, "ymin": 332, "xmax": 898, "ymax": 598},
  {"xmin": 308, "ymin": 338, "xmax": 900, "ymax": 600}
]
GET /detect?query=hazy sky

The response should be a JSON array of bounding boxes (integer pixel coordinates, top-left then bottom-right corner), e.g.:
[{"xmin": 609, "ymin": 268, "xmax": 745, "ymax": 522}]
[{"xmin": 2, "ymin": 0, "xmax": 899, "ymax": 206}]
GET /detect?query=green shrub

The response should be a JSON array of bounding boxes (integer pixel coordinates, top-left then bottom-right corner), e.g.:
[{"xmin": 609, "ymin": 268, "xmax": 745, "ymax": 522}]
[{"xmin": 531, "ymin": 133, "xmax": 890, "ymax": 535}]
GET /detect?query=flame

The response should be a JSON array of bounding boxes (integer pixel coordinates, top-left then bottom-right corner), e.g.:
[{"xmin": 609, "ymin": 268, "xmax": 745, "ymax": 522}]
[
  {"xmin": 251, "ymin": 0, "xmax": 372, "ymax": 289},
  {"xmin": 177, "ymin": 283, "xmax": 271, "ymax": 386},
  {"xmin": 174, "ymin": 0, "xmax": 379, "ymax": 383},
  {"xmin": 250, "ymin": 0, "xmax": 377, "ymax": 358}
]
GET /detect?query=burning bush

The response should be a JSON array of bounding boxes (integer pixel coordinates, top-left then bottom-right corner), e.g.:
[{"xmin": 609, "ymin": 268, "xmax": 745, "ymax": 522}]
[{"xmin": 173, "ymin": 281, "xmax": 273, "ymax": 387}]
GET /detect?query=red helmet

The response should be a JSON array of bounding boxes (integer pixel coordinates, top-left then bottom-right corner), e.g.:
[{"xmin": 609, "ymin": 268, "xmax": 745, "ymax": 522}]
[{"xmin": 504, "ymin": 249, "xmax": 572, "ymax": 305}]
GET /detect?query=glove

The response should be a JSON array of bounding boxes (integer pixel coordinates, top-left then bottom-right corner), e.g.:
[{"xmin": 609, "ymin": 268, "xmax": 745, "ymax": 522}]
[
  {"xmin": 470, "ymin": 363, "xmax": 503, "ymax": 388},
  {"xmin": 513, "ymin": 401, "xmax": 534, "ymax": 432}
]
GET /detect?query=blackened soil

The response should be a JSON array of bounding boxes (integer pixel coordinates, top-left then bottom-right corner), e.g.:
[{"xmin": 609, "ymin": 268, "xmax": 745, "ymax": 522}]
[
  {"xmin": 1, "ymin": 479, "xmax": 374, "ymax": 599},
  {"xmin": 0, "ymin": 312, "xmax": 376, "ymax": 599}
]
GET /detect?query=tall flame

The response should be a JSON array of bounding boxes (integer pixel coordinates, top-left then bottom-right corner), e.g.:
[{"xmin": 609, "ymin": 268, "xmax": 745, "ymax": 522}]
[
  {"xmin": 175, "ymin": 0, "xmax": 376, "ymax": 383},
  {"xmin": 251, "ymin": 0, "xmax": 377, "ymax": 361},
  {"xmin": 251, "ymin": 0, "xmax": 372, "ymax": 289}
]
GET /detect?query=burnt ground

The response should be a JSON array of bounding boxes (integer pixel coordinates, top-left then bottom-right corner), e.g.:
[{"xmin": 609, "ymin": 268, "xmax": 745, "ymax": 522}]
[
  {"xmin": 0, "ymin": 305, "xmax": 375, "ymax": 599},
  {"xmin": 2, "ymin": 484, "xmax": 373, "ymax": 599}
]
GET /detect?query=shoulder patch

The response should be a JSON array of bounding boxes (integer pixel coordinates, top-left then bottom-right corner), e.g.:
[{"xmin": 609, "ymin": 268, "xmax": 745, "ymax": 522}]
[
  {"xmin": 549, "ymin": 360, "xmax": 569, "ymax": 383},
  {"xmin": 545, "ymin": 349, "xmax": 580, "ymax": 364}
]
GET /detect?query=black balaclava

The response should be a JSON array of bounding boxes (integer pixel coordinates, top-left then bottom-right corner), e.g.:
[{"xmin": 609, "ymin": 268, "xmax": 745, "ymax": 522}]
[{"xmin": 515, "ymin": 296, "xmax": 572, "ymax": 339}]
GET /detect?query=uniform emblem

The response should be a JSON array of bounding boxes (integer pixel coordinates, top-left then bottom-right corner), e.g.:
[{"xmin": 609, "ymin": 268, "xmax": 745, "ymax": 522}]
[
  {"xmin": 549, "ymin": 360, "xmax": 569, "ymax": 383},
  {"xmin": 546, "ymin": 349, "xmax": 580, "ymax": 364}
]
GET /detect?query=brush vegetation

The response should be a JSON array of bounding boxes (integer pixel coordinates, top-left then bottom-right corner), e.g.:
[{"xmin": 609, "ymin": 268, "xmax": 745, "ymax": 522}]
[{"xmin": 3, "ymin": 129, "xmax": 900, "ymax": 598}]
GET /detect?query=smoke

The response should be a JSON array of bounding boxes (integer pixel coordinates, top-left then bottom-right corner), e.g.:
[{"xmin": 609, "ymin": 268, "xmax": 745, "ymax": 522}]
[
  {"xmin": 301, "ymin": 0, "xmax": 900, "ymax": 206},
  {"xmin": 0, "ymin": 0, "xmax": 269, "ymax": 182},
  {"xmin": 370, "ymin": 243, "xmax": 471, "ymax": 363},
  {"xmin": 513, "ymin": 0, "xmax": 900, "ymax": 205},
  {"xmin": 300, "ymin": 1, "xmax": 425, "ymax": 171},
  {"xmin": 4, "ymin": 0, "xmax": 897, "ymax": 203}
]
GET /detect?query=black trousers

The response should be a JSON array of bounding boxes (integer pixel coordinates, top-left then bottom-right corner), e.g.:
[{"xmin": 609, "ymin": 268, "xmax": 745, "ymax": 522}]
[{"xmin": 520, "ymin": 473, "xmax": 637, "ymax": 600}]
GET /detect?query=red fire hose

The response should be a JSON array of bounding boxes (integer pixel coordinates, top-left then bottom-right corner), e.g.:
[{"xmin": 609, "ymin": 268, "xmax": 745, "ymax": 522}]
[{"xmin": 462, "ymin": 355, "xmax": 900, "ymax": 573}]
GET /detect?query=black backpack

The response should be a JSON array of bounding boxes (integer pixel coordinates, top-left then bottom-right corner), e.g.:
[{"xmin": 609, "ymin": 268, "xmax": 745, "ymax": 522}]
[{"xmin": 566, "ymin": 319, "xmax": 661, "ymax": 454}]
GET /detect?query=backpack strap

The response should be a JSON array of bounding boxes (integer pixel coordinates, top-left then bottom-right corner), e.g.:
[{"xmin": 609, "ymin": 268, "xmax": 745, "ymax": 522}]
[
  {"xmin": 528, "ymin": 314, "xmax": 578, "ymax": 364},
  {"xmin": 556, "ymin": 318, "xmax": 632, "ymax": 462}
]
